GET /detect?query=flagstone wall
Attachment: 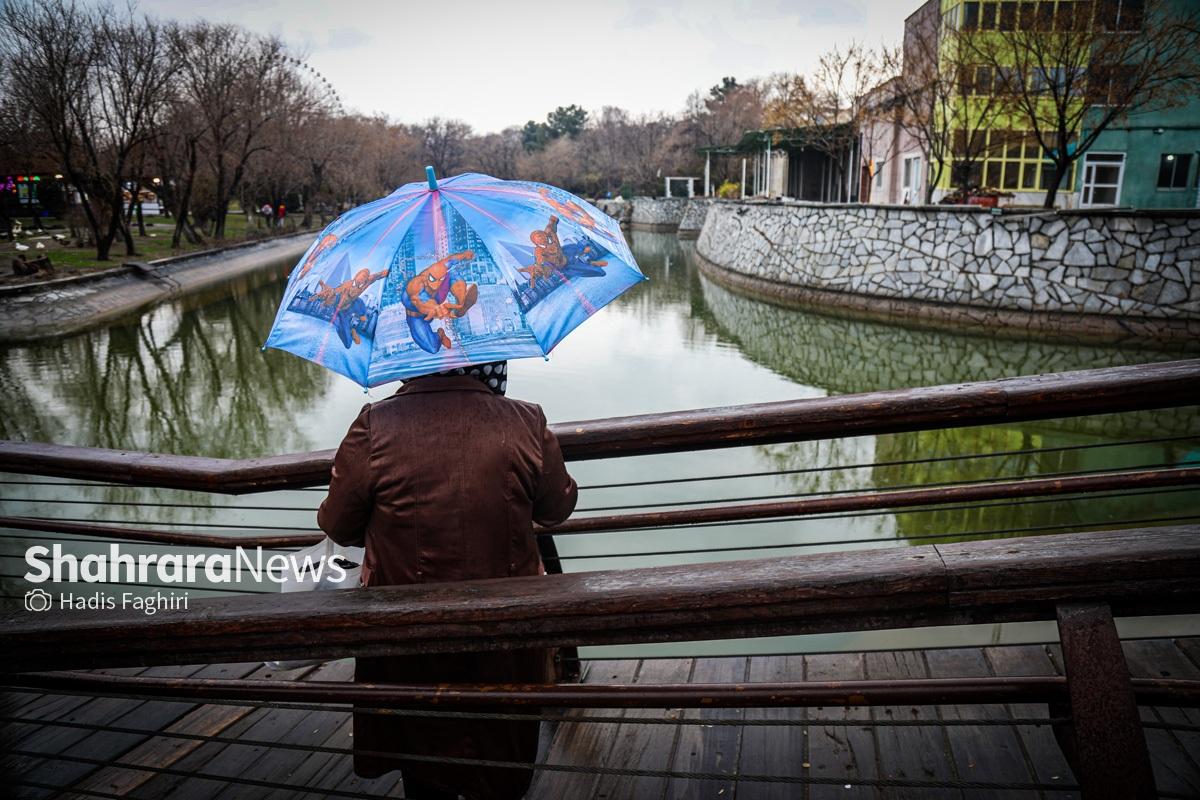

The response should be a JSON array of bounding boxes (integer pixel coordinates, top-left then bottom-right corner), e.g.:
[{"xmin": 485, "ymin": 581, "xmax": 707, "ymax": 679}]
[
  {"xmin": 695, "ymin": 201, "xmax": 1200, "ymax": 339},
  {"xmin": 629, "ymin": 197, "xmax": 688, "ymax": 231},
  {"xmin": 677, "ymin": 199, "xmax": 715, "ymax": 239}
]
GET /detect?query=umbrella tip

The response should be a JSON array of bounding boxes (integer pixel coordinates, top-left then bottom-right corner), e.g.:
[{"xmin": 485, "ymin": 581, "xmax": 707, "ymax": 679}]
[{"xmin": 425, "ymin": 166, "xmax": 437, "ymax": 191}]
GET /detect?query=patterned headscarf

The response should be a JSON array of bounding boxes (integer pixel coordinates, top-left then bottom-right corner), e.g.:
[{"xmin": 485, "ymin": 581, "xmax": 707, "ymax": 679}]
[{"xmin": 433, "ymin": 360, "xmax": 508, "ymax": 395}]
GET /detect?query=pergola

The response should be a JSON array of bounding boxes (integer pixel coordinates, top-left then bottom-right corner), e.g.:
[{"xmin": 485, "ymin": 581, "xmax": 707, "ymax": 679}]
[{"xmin": 697, "ymin": 123, "xmax": 857, "ymax": 201}]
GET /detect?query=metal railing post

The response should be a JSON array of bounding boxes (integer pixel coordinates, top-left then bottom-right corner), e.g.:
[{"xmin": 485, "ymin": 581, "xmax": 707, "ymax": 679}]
[{"xmin": 1054, "ymin": 602, "xmax": 1156, "ymax": 799}]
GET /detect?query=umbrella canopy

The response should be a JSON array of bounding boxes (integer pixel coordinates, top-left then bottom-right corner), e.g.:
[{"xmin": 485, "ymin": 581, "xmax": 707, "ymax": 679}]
[{"xmin": 264, "ymin": 171, "xmax": 645, "ymax": 387}]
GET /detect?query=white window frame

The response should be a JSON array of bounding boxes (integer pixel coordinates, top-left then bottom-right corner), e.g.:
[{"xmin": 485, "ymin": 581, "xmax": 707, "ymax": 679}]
[
  {"xmin": 901, "ymin": 154, "xmax": 922, "ymax": 204},
  {"xmin": 1080, "ymin": 151, "xmax": 1126, "ymax": 208}
]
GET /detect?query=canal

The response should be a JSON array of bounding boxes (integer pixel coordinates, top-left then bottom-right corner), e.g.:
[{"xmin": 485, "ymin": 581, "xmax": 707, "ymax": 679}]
[{"xmin": 2, "ymin": 231, "xmax": 1197, "ymax": 654}]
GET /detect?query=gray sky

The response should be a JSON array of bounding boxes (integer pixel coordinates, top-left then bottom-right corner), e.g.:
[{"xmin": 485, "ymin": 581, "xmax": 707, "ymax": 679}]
[{"xmin": 141, "ymin": 0, "xmax": 914, "ymax": 133}]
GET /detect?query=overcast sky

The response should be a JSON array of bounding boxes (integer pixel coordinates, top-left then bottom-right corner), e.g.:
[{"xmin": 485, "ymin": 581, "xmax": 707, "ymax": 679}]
[{"xmin": 139, "ymin": 0, "xmax": 914, "ymax": 133}]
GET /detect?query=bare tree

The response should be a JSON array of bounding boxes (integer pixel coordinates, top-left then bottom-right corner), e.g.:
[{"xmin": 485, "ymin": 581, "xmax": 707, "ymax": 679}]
[
  {"xmin": 883, "ymin": 17, "xmax": 1006, "ymax": 203},
  {"xmin": 857, "ymin": 75, "xmax": 903, "ymax": 203},
  {"xmin": 174, "ymin": 23, "xmax": 294, "ymax": 239},
  {"xmin": 1, "ymin": 0, "xmax": 174, "ymax": 260},
  {"xmin": 679, "ymin": 78, "xmax": 763, "ymax": 186},
  {"xmin": 765, "ymin": 43, "xmax": 888, "ymax": 200},
  {"xmin": 467, "ymin": 128, "xmax": 523, "ymax": 179},
  {"xmin": 417, "ymin": 117, "xmax": 473, "ymax": 176},
  {"xmin": 962, "ymin": 0, "xmax": 1200, "ymax": 208}
]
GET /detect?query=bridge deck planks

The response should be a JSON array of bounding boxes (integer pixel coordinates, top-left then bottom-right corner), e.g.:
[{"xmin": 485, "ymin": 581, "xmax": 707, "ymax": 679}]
[{"xmin": 3, "ymin": 638, "xmax": 1200, "ymax": 799}]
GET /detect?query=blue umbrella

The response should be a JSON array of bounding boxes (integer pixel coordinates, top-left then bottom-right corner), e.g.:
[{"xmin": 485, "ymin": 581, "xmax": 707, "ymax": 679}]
[{"xmin": 264, "ymin": 169, "xmax": 645, "ymax": 387}]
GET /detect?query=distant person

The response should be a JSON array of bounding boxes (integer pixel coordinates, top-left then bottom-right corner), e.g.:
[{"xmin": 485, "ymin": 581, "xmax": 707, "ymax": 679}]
[
  {"xmin": 276, "ymin": 203, "xmax": 286, "ymax": 228},
  {"xmin": 319, "ymin": 362, "xmax": 578, "ymax": 800}
]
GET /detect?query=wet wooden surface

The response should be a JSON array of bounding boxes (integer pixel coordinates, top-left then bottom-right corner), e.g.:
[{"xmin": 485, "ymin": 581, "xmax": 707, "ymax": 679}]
[{"xmin": 3, "ymin": 638, "xmax": 1199, "ymax": 799}]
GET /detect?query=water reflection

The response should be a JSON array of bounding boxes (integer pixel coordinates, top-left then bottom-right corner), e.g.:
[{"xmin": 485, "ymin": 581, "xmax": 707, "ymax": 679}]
[
  {"xmin": 0, "ymin": 257, "xmax": 330, "ymax": 456},
  {"xmin": 695, "ymin": 263, "xmax": 1197, "ymax": 439}
]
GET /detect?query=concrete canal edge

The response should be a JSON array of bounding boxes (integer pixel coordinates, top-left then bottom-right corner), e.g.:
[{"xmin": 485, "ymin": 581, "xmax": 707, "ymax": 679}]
[
  {"xmin": 692, "ymin": 201, "xmax": 1200, "ymax": 348},
  {"xmin": 0, "ymin": 231, "xmax": 315, "ymax": 343}
]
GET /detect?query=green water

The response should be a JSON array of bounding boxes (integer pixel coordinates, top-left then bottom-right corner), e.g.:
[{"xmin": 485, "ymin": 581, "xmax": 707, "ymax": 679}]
[{"xmin": 1, "ymin": 231, "xmax": 1196, "ymax": 652}]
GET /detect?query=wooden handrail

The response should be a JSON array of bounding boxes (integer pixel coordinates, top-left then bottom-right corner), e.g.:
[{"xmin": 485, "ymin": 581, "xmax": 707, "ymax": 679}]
[
  {"xmin": 2, "ymin": 465, "xmax": 1197, "ymax": 547},
  {"xmin": 7, "ymin": 670, "xmax": 1198, "ymax": 709},
  {"xmin": 3, "ymin": 525, "xmax": 1197, "ymax": 673},
  {"xmin": 0, "ymin": 359, "xmax": 1196, "ymax": 494}
]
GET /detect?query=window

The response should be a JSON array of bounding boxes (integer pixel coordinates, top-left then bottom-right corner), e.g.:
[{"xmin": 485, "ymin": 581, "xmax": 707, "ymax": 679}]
[
  {"xmin": 994, "ymin": 66, "xmax": 1019, "ymax": 94},
  {"xmin": 1081, "ymin": 152, "xmax": 1126, "ymax": 207},
  {"xmin": 1157, "ymin": 154, "xmax": 1192, "ymax": 190},
  {"xmin": 1018, "ymin": 1, "xmax": 1038, "ymax": 29},
  {"xmin": 902, "ymin": 155, "xmax": 922, "ymax": 203},
  {"xmin": 999, "ymin": 1, "xmax": 1018, "ymax": 30},
  {"xmin": 963, "ymin": 1, "xmax": 981, "ymax": 29},
  {"xmin": 974, "ymin": 65, "xmax": 994, "ymax": 95},
  {"xmin": 953, "ymin": 160, "xmax": 984, "ymax": 187},
  {"xmin": 1035, "ymin": 0, "xmax": 1055, "ymax": 29},
  {"xmin": 955, "ymin": 129, "xmax": 1075, "ymax": 193},
  {"xmin": 1099, "ymin": 0, "xmax": 1145, "ymax": 31},
  {"xmin": 980, "ymin": 1, "xmax": 998, "ymax": 28},
  {"xmin": 1088, "ymin": 66, "xmax": 1132, "ymax": 106},
  {"xmin": 1054, "ymin": 0, "xmax": 1074, "ymax": 30}
]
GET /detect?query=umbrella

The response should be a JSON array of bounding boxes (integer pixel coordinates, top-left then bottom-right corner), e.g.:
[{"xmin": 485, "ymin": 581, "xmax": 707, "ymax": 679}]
[{"xmin": 263, "ymin": 169, "xmax": 645, "ymax": 387}]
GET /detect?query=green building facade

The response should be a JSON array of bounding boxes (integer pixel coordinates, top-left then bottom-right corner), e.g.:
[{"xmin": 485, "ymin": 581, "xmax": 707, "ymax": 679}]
[
  {"xmin": 1075, "ymin": 91, "xmax": 1199, "ymax": 209},
  {"xmin": 932, "ymin": 0, "xmax": 1198, "ymax": 209}
]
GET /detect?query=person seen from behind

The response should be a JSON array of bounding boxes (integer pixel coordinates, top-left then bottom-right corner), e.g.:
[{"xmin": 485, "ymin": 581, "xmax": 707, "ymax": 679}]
[{"xmin": 318, "ymin": 360, "xmax": 577, "ymax": 800}]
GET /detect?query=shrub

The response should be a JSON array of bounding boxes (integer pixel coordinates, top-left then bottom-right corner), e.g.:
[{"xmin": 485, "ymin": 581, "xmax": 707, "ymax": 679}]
[{"xmin": 716, "ymin": 181, "xmax": 740, "ymax": 199}]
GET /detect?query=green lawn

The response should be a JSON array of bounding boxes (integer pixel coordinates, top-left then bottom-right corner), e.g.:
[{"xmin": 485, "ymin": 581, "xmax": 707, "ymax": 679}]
[{"xmin": 2, "ymin": 212, "xmax": 309, "ymax": 279}]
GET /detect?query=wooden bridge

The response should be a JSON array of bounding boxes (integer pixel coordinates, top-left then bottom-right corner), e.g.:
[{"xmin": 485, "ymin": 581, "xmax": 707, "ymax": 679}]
[{"xmin": 1, "ymin": 360, "xmax": 1199, "ymax": 798}]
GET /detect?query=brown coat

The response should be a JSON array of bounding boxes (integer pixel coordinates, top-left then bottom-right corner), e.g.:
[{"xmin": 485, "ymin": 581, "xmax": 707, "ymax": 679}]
[{"xmin": 318, "ymin": 374, "xmax": 578, "ymax": 799}]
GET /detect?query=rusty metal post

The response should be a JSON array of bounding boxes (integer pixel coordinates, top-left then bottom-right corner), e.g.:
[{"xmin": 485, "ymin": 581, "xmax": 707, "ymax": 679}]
[{"xmin": 1055, "ymin": 602, "xmax": 1156, "ymax": 799}]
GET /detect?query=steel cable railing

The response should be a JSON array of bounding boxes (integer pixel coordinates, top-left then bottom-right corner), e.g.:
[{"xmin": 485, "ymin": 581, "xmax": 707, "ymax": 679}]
[{"xmin": 542, "ymin": 513, "xmax": 1200, "ymax": 563}]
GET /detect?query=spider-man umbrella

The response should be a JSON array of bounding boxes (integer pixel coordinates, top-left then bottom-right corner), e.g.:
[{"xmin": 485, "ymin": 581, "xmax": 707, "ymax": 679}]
[{"xmin": 264, "ymin": 168, "xmax": 646, "ymax": 387}]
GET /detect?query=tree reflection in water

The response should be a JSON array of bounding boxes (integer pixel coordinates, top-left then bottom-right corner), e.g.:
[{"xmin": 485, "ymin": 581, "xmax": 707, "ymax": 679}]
[
  {"xmin": 0, "ymin": 258, "xmax": 331, "ymax": 554},
  {"xmin": 684, "ymin": 240, "xmax": 1199, "ymax": 548},
  {"xmin": 0, "ymin": 259, "xmax": 329, "ymax": 456}
]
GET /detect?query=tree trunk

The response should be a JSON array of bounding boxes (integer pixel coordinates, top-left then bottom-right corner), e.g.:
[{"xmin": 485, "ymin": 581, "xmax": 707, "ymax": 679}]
[
  {"xmin": 119, "ymin": 188, "xmax": 136, "ymax": 255},
  {"xmin": 213, "ymin": 163, "xmax": 228, "ymax": 239},
  {"xmin": 173, "ymin": 142, "xmax": 199, "ymax": 249},
  {"xmin": 71, "ymin": 172, "xmax": 107, "ymax": 260},
  {"xmin": 1043, "ymin": 159, "xmax": 1070, "ymax": 209}
]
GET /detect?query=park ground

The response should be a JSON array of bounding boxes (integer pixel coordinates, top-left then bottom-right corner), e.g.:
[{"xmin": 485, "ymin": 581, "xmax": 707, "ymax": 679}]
[{"xmin": 1, "ymin": 208, "xmax": 310, "ymax": 285}]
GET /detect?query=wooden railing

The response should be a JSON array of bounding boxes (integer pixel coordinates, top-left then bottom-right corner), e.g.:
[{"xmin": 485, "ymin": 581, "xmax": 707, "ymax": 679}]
[
  {"xmin": 3, "ymin": 525, "xmax": 1198, "ymax": 672},
  {"xmin": 1, "ymin": 359, "xmax": 1198, "ymax": 798},
  {"xmin": 3, "ymin": 525, "xmax": 1199, "ymax": 799},
  {"xmin": 1, "ymin": 358, "xmax": 1196, "ymax": 492}
]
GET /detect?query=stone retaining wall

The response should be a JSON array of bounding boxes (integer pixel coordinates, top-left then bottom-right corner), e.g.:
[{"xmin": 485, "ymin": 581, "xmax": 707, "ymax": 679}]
[
  {"xmin": 630, "ymin": 197, "xmax": 688, "ymax": 231},
  {"xmin": 696, "ymin": 201, "xmax": 1199, "ymax": 339},
  {"xmin": 677, "ymin": 199, "xmax": 715, "ymax": 239},
  {"xmin": 595, "ymin": 197, "xmax": 709, "ymax": 233},
  {"xmin": 594, "ymin": 199, "xmax": 630, "ymax": 226}
]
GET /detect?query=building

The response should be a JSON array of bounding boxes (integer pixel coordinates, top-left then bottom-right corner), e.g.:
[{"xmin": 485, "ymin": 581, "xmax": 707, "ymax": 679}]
[
  {"xmin": 1073, "ymin": 38, "xmax": 1200, "ymax": 209},
  {"xmin": 697, "ymin": 0, "xmax": 1198, "ymax": 209},
  {"xmin": 931, "ymin": 0, "xmax": 1199, "ymax": 208},
  {"xmin": 698, "ymin": 125, "xmax": 859, "ymax": 202}
]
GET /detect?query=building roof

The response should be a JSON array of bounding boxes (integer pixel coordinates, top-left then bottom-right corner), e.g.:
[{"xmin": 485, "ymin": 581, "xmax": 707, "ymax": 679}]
[{"xmin": 696, "ymin": 123, "xmax": 855, "ymax": 155}]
